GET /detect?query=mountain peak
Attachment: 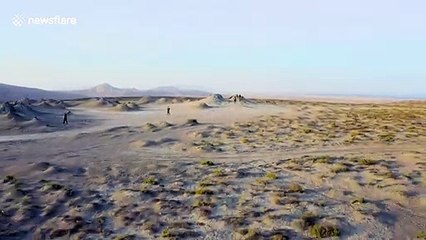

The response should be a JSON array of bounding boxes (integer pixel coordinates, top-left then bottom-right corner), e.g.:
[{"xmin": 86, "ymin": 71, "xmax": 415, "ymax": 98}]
[
  {"xmin": 92, "ymin": 83, "xmax": 118, "ymax": 93},
  {"xmin": 96, "ymin": 83, "xmax": 113, "ymax": 87}
]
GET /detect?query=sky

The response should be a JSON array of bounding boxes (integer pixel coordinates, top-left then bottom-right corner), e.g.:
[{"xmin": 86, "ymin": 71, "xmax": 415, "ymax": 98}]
[{"xmin": 0, "ymin": 0, "xmax": 425, "ymax": 97}]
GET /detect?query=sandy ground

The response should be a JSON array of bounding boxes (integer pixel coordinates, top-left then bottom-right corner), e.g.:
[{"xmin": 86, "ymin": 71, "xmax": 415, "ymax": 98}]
[{"xmin": 0, "ymin": 95, "xmax": 425, "ymax": 240}]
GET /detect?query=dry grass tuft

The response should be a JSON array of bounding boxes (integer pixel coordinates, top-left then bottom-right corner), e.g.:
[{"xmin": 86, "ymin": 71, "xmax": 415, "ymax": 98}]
[
  {"xmin": 288, "ymin": 182, "xmax": 303, "ymax": 193},
  {"xmin": 331, "ymin": 163, "xmax": 349, "ymax": 173},
  {"xmin": 200, "ymin": 160, "xmax": 215, "ymax": 166},
  {"xmin": 309, "ymin": 223, "xmax": 341, "ymax": 238},
  {"xmin": 417, "ymin": 230, "xmax": 426, "ymax": 239},
  {"xmin": 3, "ymin": 175, "xmax": 16, "ymax": 184},
  {"xmin": 143, "ymin": 177, "xmax": 158, "ymax": 185},
  {"xmin": 265, "ymin": 172, "xmax": 278, "ymax": 180}
]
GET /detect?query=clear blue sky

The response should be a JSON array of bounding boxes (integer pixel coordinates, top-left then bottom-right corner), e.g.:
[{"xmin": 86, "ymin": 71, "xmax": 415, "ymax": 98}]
[{"xmin": 0, "ymin": 0, "xmax": 425, "ymax": 97}]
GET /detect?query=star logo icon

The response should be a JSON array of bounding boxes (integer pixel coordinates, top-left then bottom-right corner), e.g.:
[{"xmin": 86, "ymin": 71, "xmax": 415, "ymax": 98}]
[{"xmin": 12, "ymin": 14, "xmax": 25, "ymax": 27}]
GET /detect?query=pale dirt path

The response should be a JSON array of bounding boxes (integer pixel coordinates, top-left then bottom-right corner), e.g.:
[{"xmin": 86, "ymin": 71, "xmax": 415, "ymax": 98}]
[
  {"xmin": 0, "ymin": 108, "xmax": 114, "ymax": 142},
  {"xmin": 0, "ymin": 103, "xmax": 289, "ymax": 142}
]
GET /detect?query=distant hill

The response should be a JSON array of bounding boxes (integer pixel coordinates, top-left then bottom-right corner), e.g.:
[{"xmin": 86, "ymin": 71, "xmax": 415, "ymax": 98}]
[
  {"xmin": 71, "ymin": 83, "xmax": 210, "ymax": 97},
  {"xmin": 70, "ymin": 83, "xmax": 142, "ymax": 97},
  {"xmin": 0, "ymin": 83, "xmax": 84, "ymax": 102}
]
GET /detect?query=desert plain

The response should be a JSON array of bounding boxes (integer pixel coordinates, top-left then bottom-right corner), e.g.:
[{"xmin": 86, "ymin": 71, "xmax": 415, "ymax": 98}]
[{"xmin": 0, "ymin": 94, "xmax": 425, "ymax": 239}]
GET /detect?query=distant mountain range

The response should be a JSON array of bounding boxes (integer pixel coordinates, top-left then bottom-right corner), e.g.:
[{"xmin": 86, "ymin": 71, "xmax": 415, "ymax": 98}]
[
  {"xmin": 2, "ymin": 82, "xmax": 423, "ymax": 102},
  {"xmin": 0, "ymin": 83, "xmax": 211, "ymax": 102},
  {"xmin": 0, "ymin": 83, "xmax": 83, "ymax": 102},
  {"xmin": 70, "ymin": 83, "xmax": 210, "ymax": 97}
]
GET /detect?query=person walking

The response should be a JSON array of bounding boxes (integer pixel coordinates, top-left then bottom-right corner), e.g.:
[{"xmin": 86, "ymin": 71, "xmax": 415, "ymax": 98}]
[
  {"xmin": 63, "ymin": 112, "xmax": 69, "ymax": 125},
  {"xmin": 167, "ymin": 106, "xmax": 171, "ymax": 115}
]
